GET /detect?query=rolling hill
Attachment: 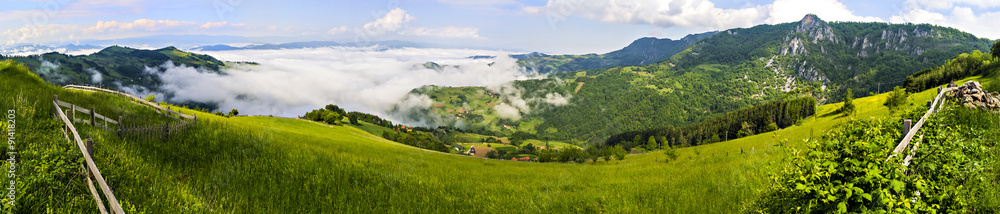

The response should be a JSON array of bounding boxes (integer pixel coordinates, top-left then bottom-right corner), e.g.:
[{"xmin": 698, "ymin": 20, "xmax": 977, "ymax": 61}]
[{"xmin": 0, "ymin": 45, "xmax": 226, "ymax": 89}]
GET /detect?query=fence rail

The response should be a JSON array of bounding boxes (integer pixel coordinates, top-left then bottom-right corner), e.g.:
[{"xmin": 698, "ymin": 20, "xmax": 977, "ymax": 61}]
[
  {"xmin": 887, "ymin": 86, "xmax": 954, "ymax": 163},
  {"xmin": 56, "ymin": 100, "xmax": 120, "ymax": 125},
  {"xmin": 52, "ymin": 95, "xmax": 125, "ymax": 214},
  {"xmin": 118, "ymin": 118, "xmax": 197, "ymax": 139},
  {"xmin": 64, "ymin": 85, "xmax": 194, "ymax": 119}
]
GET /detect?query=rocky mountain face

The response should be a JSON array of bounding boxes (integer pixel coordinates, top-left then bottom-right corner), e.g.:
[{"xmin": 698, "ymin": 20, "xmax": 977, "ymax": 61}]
[{"xmin": 673, "ymin": 14, "xmax": 992, "ymax": 101}]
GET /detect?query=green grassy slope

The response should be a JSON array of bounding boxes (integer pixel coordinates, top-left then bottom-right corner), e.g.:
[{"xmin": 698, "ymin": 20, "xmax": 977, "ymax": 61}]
[{"xmin": 2, "ymin": 58, "xmax": 991, "ymax": 213}]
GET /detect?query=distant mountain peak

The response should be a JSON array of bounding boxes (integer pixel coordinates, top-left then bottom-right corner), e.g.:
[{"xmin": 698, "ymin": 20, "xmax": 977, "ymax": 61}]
[
  {"xmin": 800, "ymin": 14, "xmax": 821, "ymax": 23},
  {"xmin": 158, "ymin": 46, "xmax": 179, "ymax": 51},
  {"xmin": 798, "ymin": 14, "xmax": 827, "ymax": 30}
]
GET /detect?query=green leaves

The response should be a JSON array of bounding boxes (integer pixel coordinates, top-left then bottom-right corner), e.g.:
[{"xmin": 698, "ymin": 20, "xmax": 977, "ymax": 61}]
[{"xmin": 890, "ymin": 180, "xmax": 906, "ymax": 194}]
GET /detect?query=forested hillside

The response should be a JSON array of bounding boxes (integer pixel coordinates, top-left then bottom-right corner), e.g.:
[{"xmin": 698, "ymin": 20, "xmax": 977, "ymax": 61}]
[
  {"xmin": 605, "ymin": 97, "xmax": 816, "ymax": 149},
  {"xmin": 516, "ymin": 31, "xmax": 717, "ymax": 73},
  {"xmin": 411, "ymin": 14, "xmax": 993, "ymax": 144},
  {"xmin": 0, "ymin": 45, "xmax": 226, "ymax": 92},
  {"xmin": 667, "ymin": 14, "xmax": 991, "ymax": 100}
]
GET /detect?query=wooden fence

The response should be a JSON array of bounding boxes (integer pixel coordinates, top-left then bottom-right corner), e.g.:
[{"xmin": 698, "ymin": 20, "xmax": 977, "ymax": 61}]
[
  {"xmin": 52, "ymin": 90, "xmax": 200, "ymax": 213},
  {"xmin": 117, "ymin": 117, "xmax": 196, "ymax": 139},
  {"xmin": 55, "ymin": 99, "xmax": 121, "ymax": 132},
  {"xmin": 887, "ymin": 86, "xmax": 955, "ymax": 167},
  {"xmin": 63, "ymin": 85, "xmax": 194, "ymax": 120},
  {"xmin": 52, "ymin": 95, "xmax": 125, "ymax": 214}
]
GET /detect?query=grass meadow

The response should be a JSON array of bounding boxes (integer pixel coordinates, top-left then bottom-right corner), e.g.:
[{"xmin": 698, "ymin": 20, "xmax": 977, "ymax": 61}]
[{"xmin": 2, "ymin": 59, "xmax": 994, "ymax": 213}]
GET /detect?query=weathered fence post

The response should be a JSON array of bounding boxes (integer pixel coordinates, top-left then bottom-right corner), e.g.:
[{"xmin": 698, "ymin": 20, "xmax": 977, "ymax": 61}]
[
  {"xmin": 90, "ymin": 107, "xmax": 96, "ymax": 126},
  {"xmin": 85, "ymin": 139, "xmax": 94, "ymax": 158},
  {"xmin": 72, "ymin": 105, "xmax": 76, "ymax": 120},
  {"xmin": 903, "ymin": 119, "xmax": 912, "ymax": 136},
  {"xmin": 118, "ymin": 116, "xmax": 123, "ymax": 134},
  {"xmin": 54, "ymin": 94, "xmax": 58, "ymax": 102},
  {"xmin": 926, "ymin": 100, "xmax": 932, "ymax": 108}
]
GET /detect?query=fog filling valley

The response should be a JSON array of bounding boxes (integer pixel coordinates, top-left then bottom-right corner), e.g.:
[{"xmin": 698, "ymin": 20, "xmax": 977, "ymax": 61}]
[{"xmin": 145, "ymin": 46, "xmax": 540, "ymax": 127}]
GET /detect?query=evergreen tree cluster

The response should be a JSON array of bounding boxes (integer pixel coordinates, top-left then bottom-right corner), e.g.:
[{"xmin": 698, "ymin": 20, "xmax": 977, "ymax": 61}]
[{"xmin": 605, "ymin": 97, "xmax": 816, "ymax": 150}]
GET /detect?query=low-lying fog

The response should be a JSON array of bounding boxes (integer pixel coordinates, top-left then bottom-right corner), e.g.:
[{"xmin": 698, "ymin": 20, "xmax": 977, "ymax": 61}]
[{"xmin": 154, "ymin": 46, "xmax": 536, "ymax": 126}]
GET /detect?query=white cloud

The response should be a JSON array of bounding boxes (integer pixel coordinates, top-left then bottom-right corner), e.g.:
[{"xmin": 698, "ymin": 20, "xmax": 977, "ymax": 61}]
[
  {"xmin": 404, "ymin": 26, "xmax": 482, "ymax": 39},
  {"xmin": 766, "ymin": 0, "xmax": 885, "ymax": 24},
  {"xmin": 524, "ymin": 0, "xmax": 888, "ymax": 31},
  {"xmin": 362, "ymin": 7, "xmax": 415, "ymax": 35},
  {"xmin": 85, "ymin": 19, "xmax": 239, "ymax": 33},
  {"xmin": 86, "ymin": 19, "xmax": 194, "ymax": 33},
  {"xmin": 905, "ymin": 0, "xmax": 1000, "ymax": 10},
  {"xmin": 327, "ymin": 26, "xmax": 349, "ymax": 34},
  {"xmin": 891, "ymin": 6, "xmax": 1000, "ymax": 39},
  {"xmin": 2, "ymin": 19, "xmax": 245, "ymax": 45},
  {"xmin": 437, "ymin": 0, "xmax": 524, "ymax": 11},
  {"xmin": 201, "ymin": 21, "xmax": 239, "ymax": 29},
  {"xmin": 146, "ymin": 47, "xmax": 535, "ymax": 126},
  {"xmin": 524, "ymin": 0, "xmax": 769, "ymax": 30},
  {"xmin": 494, "ymin": 103, "xmax": 522, "ymax": 120},
  {"xmin": 485, "ymin": 77, "xmax": 572, "ymax": 121},
  {"xmin": 86, "ymin": 68, "xmax": 102, "ymax": 83},
  {"xmin": 357, "ymin": 7, "xmax": 484, "ymax": 40}
]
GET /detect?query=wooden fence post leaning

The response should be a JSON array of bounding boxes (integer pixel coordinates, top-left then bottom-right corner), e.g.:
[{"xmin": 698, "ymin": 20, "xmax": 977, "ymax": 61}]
[
  {"xmin": 90, "ymin": 107, "xmax": 96, "ymax": 126},
  {"xmin": 903, "ymin": 119, "xmax": 912, "ymax": 137},
  {"xmin": 86, "ymin": 139, "xmax": 94, "ymax": 159}
]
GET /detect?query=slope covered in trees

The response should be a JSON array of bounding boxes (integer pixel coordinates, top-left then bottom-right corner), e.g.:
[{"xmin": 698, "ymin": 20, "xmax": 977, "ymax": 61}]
[
  {"xmin": 0, "ymin": 46, "xmax": 226, "ymax": 88},
  {"xmin": 410, "ymin": 14, "xmax": 994, "ymax": 144},
  {"xmin": 516, "ymin": 31, "xmax": 717, "ymax": 73},
  {"xmin": 904, "ymin": 48, "xmax": 1000, "ymax": 93},
  {"xmin": 604, "ymin": 97, "xmax": 816, "ymax": 150}
]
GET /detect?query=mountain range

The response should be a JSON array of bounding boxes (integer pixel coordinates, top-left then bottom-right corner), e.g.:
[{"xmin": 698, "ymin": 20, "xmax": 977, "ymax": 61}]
[{"xmin": 411, "ymin": 14, "xmax": 995, "ymax": 142}]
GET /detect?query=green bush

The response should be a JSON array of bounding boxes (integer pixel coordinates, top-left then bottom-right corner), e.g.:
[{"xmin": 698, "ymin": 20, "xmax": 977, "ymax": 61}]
[
  {"xmin": 883, "ymin": 86, "xmax": 909, "ymax": 111},
  {"xmin": 759, "ymin": 105, "xmax": 999, "ymax": 213},
  {"xmin": 758, "ymin": 118, "xmax": 916, "ymax": 213}
]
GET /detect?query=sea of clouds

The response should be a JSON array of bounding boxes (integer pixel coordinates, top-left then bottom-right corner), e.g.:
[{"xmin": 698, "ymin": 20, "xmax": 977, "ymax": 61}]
[{"xmin": 143, "ymin": 46, "xmax": 540, "ymax": 126}]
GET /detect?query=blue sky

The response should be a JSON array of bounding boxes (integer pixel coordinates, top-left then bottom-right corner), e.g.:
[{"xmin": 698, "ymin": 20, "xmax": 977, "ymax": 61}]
[{"xmin": 2, "ymin": 0, "xmax": 999, "ymax": 54}]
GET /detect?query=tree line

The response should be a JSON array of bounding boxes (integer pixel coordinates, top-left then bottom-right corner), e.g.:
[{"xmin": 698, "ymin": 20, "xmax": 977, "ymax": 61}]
[
  {"xmin": 604, "ymin": 97, "xmax": 816, "ymax": 151},
  {"xmin": 904, "ymin": 44, "xmax": 1000, "ymax": 93}
]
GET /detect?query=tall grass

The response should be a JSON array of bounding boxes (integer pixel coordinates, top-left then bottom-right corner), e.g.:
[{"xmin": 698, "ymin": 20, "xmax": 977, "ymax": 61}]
[{"xmin": 4, "ymin": 59, "xmax": 990, "ymax": 213}]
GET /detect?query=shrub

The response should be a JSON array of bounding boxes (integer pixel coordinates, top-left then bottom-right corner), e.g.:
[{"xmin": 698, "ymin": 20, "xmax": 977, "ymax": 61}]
[
  {"xmin": 883, "ymin": 86, "xmax": 908, "ymax": 111},
  {"xmin": 841, "ymin": 88, "xmax": 855, "ymax": 116}
]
